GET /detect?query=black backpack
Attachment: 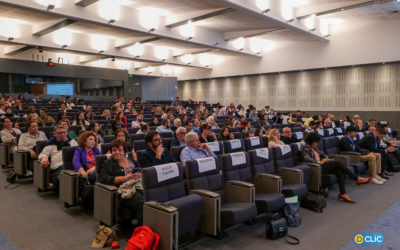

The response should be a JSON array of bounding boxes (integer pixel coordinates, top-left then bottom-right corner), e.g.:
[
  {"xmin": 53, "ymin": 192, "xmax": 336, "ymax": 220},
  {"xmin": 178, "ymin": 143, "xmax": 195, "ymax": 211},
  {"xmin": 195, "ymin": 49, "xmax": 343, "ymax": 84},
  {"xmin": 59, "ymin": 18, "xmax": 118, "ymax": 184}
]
[{"xmin": 300, "ymin": 193, "xmax": 326, "ymax": 213}]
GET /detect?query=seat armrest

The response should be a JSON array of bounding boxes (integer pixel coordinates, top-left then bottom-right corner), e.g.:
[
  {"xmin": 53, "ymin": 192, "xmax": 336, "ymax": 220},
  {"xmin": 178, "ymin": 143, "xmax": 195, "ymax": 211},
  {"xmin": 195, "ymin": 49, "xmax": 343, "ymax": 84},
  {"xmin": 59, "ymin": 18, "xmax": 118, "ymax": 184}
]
[
  {"xmin": 62, "ymin": 170, "xmax": 79, "ymax": 176},
  {"xmin": 253, "ymin": 173, "xmax": 281, "ymax": 194},
  {"xmin": 225, "ymin": 180, "xmax": 254, "ymax": 188},
  {"xmin": 340, "ymin": 152, "xmax": 361, "ymax": 163},
  {"xmin": 225, "ymin": 181, "xmax": 255, "ymax": 203},
  {"xmin": 330, "ymin": 154, "xmax": 350, "ymax": 166},
  {"xmin": 144, "ymin": 201, "xmax": 178, "ymax": 213},
  {"xmin": 96, "ymin": 183, "xmax": 118, "ymax": 192},
  {"xmin": 277, "ymin": 168, "xmax": 303, "ymax": 185},
  {"xmin": 189, "ymin": 189, "xmax": 221, "ymax": 236},
  {"xmin": 143, "ymin": 202, "xmax": 179, "ymax": 250},
  {"xmin": 304, "ymin": 163, "xmax": 321, "ymax": 192},
  {"xmin": 189, "ymin": 189, "xmax": 220, "ymax": 198}
]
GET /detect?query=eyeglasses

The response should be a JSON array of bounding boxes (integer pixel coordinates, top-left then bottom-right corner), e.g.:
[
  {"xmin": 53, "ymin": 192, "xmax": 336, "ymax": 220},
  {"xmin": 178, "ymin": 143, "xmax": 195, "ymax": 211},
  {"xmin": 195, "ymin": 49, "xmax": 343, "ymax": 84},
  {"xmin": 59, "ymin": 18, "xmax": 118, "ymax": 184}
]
[{"xmin": 56, "ymin": 131, "xmax": 67, "ymax": 134}]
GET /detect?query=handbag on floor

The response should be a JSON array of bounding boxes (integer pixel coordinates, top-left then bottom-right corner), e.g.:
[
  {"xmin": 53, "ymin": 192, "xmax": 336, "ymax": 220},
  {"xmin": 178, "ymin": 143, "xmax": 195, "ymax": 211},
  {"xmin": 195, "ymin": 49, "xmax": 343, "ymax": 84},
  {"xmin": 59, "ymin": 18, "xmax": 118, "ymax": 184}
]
[
  {"xmin": 283, "ymin": 196, "xmax": 301, "ymax": 227},
  {"xmin": 91, "ymin": 225, "xmax": 116, "ymax": 248},
  {"xmin": 266, "ymin": 213, "xmax": 300, "ymax": 245},
  {"xmin": 300, "ymin": 192, "xmax": 327, "ymax": 213}
]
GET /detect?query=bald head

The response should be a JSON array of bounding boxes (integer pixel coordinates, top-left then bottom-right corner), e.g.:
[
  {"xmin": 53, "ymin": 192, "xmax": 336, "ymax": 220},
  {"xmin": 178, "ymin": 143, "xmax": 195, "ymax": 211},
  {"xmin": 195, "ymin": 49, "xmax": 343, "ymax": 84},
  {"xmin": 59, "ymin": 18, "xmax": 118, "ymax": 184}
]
[{"xmin": 282, "ymin": 127, "xmax": 292, "ymax": 138}]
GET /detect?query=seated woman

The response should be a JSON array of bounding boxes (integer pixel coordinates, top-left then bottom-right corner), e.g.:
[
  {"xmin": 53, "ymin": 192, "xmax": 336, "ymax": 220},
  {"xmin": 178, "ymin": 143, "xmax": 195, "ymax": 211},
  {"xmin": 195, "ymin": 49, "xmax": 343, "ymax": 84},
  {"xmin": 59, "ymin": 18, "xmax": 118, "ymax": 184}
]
[
  {"xmin": 218, "ymin": 126, "xmax": 234, "ymax": 141},
  {"xmin": 268, "ymin": 128, "xmax": 285, "ymax": 147},
  {"xmin": 114, "ymin": 111, "xmax": 127, "ymax": 128},
  {"xmin": 254, "ymin": 128, "xmax": 264, "ymax": 137},
  {"xmin": 199, "ymin": 124, "xmax": 217, "ymax": 143},
  {"xmin": 99, "ymin": 140, "xmax": 143, "ymax": 226},
  {"xmin": 87, "ymin": 122, "xmax": 105, "ymax": 144},
  {"xmin": 136, "ymin": 123, "xmax": 149, "ymax": 135},
  {"xmin": 108, "ymin": 120, "xmax": 122, "ymax": 136},
  {"xmin": 72, "ymin": 111, "xmax": 90, "ymax": 131},
  {"xmin": 73, "ymin": 131, "xmax": 101, "ymax": 184},
  {"xmin": 108, "ymin": 129, "xmax": 138, "ymax": 164},
  {"xmin": 301, "ymin": 132, "xmax": 372, "ymax": 204}
]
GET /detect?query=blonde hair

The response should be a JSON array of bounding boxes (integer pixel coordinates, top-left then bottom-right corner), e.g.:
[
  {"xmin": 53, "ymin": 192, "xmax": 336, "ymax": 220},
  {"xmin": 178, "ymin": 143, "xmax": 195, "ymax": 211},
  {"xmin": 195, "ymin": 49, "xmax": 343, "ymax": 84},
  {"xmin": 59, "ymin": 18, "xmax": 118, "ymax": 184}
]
[{"xmin": 268, "ymin": 128, "xmax": 280, "ymax": 142}]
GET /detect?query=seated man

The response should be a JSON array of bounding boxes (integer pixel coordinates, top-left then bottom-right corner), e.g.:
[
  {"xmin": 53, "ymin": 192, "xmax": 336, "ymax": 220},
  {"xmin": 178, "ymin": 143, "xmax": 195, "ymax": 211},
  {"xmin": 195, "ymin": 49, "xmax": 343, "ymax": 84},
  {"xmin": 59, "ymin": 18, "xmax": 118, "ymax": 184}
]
[
  {"xmin": 281, "ymin": 127, "xmax": 300, "ymax": 145},
  {"xmin": 38, "ymin": 125, "xmax": 78, "ymax": 189},
  {"xmin": 180, "ymin": 131, "xmax": 216, "ymax": 165},
  {"xmin": 362, "ymin": 119, "xmax": 376, "ymax": 132},
  {"xmin": 156, "ymin": 119, "xmax": 173, "ymax": 133},
  {"xmin": 340, "ymin": 126, "xmax": 384, "ymax": 185},
  {"xmin": 139, "ymin": 131, "xmax": 176, "ymax": 168},
  {"xmin": 18, "ymin": 121, "xmax": 48, "ymax": 171},
  {"xmin": 171, "ymin": 127, "xmax": 187, "ymax": 147},
  {"xmin": 38, "ymin": 108, "xmax": 55, "ymax": 127},
  {"xmin": 359, "ymin": 126, "xmax": 395, "ymax": 179},
  {"xmin": 380, "ymin": 124, "xmax": 400, "ymax": 147}
]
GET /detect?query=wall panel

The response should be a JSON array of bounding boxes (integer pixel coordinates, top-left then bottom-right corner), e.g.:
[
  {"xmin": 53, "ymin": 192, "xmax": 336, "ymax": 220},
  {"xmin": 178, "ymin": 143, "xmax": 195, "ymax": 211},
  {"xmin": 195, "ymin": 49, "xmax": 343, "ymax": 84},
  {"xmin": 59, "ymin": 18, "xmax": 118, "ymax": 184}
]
[{"xmin": 179, "ymin": 63, "xmax": 400, "ymax": 112}]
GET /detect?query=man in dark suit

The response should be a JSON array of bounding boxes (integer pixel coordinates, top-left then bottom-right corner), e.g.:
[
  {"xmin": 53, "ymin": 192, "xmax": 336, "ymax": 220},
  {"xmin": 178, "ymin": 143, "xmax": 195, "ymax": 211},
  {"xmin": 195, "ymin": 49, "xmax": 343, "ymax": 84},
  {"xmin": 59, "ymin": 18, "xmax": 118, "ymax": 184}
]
[
  {"xmin": 359, "ymin": 126, "xmax": 395, "ymax": 179},
  {"xmin": 139, "ymin": 131, "xmax": 176, "ymax": 168},
  {"xmin": 362, "ymin": 119, "xmax": 376, "ymax": 132},
  {"xmin": 281, "ymin": 127, "xmax": 300, "ymax": 145},
  {"xmin": 341, "ymin": 126, "xmax": 384, "ymax": 184}
]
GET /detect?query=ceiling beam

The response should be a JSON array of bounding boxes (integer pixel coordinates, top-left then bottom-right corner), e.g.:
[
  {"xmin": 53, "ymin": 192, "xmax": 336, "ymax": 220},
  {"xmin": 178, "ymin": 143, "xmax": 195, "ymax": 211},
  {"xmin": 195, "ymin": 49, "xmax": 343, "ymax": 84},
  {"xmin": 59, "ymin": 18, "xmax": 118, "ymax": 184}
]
[
  {"xmin": 33, "ymin": 18, "xmax": 77, "ymax": 37},
  {"xmin": 223, "ymin": 28, "xmax": 284, "ymax": 40},
  {"xmin": 4, "ymin": 45, "xmax": 34, "ymax": 55},
  {"xmin": 166, "ymin": 8, "xmax": 235, "ymax": 28},
  {"xmin": 0, "ymin": 27, "xmax": 211, "ymax": 69},
  {"xmin": 0, "ymin": 0, "xmax": 259, "ymax": 57},
  {"xmin": 297, "ymin": 0, "xmax": 375, "ymax": 19},
  {"xmin": 212, "ymin": 0, "xmax": 329, "ymax": 42},
  {"xmin": 75, "ymin": 0, "xmax": 99, "ymax": 7},
  {"xmin": 174, "ymin": 48, "xmax": 216, "ymax": 58}
]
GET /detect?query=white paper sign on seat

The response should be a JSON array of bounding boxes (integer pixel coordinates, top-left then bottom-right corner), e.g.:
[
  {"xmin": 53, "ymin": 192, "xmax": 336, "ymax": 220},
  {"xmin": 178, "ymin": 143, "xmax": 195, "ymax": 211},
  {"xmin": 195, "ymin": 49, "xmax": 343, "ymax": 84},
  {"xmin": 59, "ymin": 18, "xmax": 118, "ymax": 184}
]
[{"xmin": 155, "ymin": 163, "xmax": 179, "ymax": 182}]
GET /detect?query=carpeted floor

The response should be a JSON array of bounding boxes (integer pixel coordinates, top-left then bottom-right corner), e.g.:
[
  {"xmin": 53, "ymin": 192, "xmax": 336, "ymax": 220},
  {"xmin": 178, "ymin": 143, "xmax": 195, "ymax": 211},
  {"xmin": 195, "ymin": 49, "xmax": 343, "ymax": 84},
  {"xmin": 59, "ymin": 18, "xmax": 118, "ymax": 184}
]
[
  {"xmin": 340, "ymin": 200, "xmax": 400, "ymax": 250},
  {"xmin": 1, "ymin": 169, "xmax": 400, "ymax": 250}
]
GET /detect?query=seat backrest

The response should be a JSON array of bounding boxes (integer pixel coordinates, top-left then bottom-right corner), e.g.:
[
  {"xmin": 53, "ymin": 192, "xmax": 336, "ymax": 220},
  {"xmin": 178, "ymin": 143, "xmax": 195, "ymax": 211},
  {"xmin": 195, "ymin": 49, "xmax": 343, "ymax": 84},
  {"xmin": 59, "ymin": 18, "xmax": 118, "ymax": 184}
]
[
  {"xmin": 356, "ymin": 132, "xmax": 365, "ymax": 142},
  {"xmin": 185, "ymin": 157, "xmax": 224, "ymax": 193},
  {"xmin": 159, "ymin": 132, "xmax": 174, "ymax": 138},
  {"xmin": 133, "ymin": 140, "xmax": 148, "ymax": 151},
  {"xmin": 170, "ymin": 146, "xmax": 185, "ymax": 162},
  {"xmin": 103, "ymin": 135, "xmax": 115, "ymax": 143},
  {"xmin": 223, "ymin": 139, "xmax": 244, "ymax": 153},
  {"xmin": 335, "ymin": 127, "xmax": 344, "ymax": 135},
  {"xmin": 243, "ymin": 137, "xmax": 262, "ymax": 151},
  {"xmin": 261, "ymin": 136, "xmax": 269, "ymax": 147},
  {"xmin": 232, "ymin": 132, "xmax": 242, "ymax": 139},
  {"xmin": 136, "ymin": 150, "xmax": 146, "ymax": 167},
  {"xmin": 162, "ymin": 137, "xmax": 172, "ymax": 150},
  {"xmin": 324, "ymin": 128, "xmax": 335, "ymax": 137},
  {"xmin": 205, "ymin": 141, "xmax": 223, "ymax": 155},
  {"xmin": 289, "ymin": 142, "xmax": 305, "ymax": 165},
  {"xmin": 128, "ymin": 127, "xmax": 140, "ymax": 134},
  {"xmin": 62, "ymin": 146, "xmax": 78, "ymax": 171},
  {"xmin": 219, "ymin": 152, "xmax": 251, "ymax": 183},
  {"xmin": 271, "ymin": 145, "xmax": 294, "ymax": 170},
  {"xmin": 248, "ymin": 148, "xmax": 275, "ymax": 175},
  {"xmin": 142, "ymin": 162, "xmax": 186, "ymax": 202},
  {"xmin": 131, "ymin": 133, "xmax": 145, "ymax": 141},
  {"xmin": 322, "ymin": 137, "xmax": 340, "ymax": 155},
  {"xmin": 36, "ymin": 140, "xmax": 48, "ymax": 154},
  {"xmin": 100, "ymin": 143, "xmax": 110, "ymax": 154},
  {"xmin": 317, "ymin": 129, "xmax": 325, "ymax": 137},
  {"xmin": 293, "ymin": 132, "xmax": 304, "ymax": 141},
  {"xmin": 95, "ymin": 155, "xmax": 109, "ymax": 183},
  {"xmin": 70, "ymin": 125, "xmax": 82, "ymax": 136}
]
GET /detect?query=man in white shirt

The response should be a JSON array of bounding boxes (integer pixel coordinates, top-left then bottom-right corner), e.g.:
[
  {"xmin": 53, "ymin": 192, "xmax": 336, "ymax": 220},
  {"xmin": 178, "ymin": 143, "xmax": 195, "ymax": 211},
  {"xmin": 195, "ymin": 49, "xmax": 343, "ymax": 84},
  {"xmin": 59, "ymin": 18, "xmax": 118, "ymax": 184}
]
[
  {"xmin": 131, "ymin": 113, "xmax": 144, "ymax": 128},
  {"xmin": 18, "ymin": 121, "xmax": 48, "ymax": 170},
  {"xmin": 38, "ymin": 125, "xmax": 77, "ymax": 187}
]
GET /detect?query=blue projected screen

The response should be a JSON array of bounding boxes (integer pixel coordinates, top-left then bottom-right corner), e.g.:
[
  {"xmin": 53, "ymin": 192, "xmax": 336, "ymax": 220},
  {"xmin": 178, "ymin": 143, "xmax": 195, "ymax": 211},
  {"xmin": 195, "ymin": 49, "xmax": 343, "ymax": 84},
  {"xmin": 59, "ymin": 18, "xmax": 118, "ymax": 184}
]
[{"xmin": 46, "ymin": 84, "xmax": 74, "ymax": 95}]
